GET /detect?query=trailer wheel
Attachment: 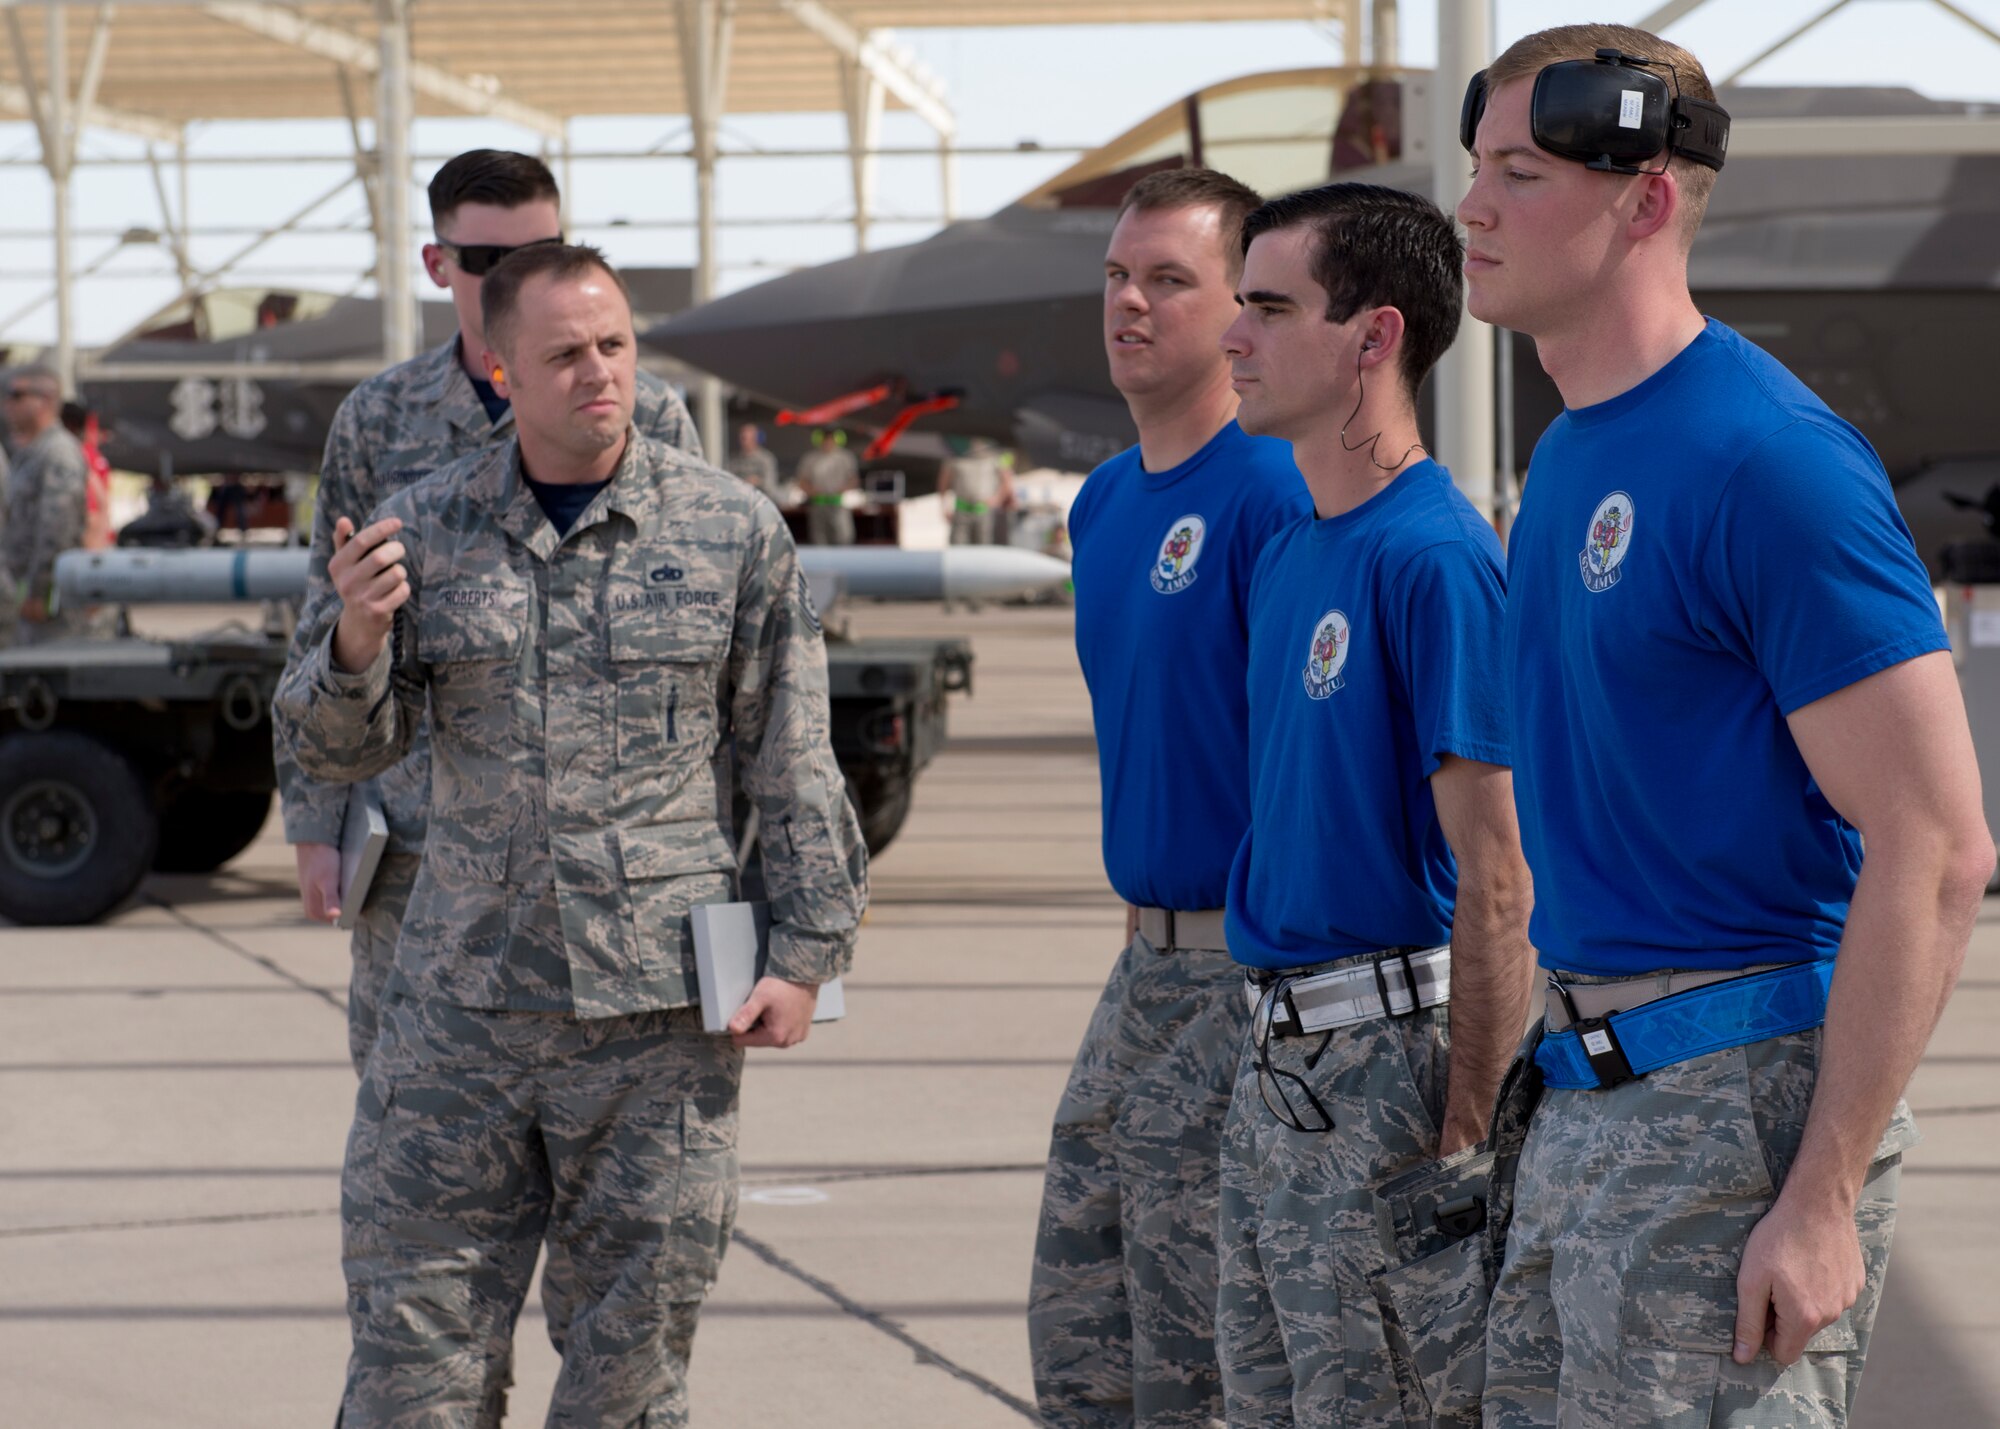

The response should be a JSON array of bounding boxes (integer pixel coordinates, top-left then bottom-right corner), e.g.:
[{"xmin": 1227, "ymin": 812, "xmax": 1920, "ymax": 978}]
[
  {"xmin": 848, "ymin": 770, "xmax": 914, "ymax": 856},
  {"xmin": 153, "ymin": 789, "xmax": 274, "ymax": 874},
  {"xmin": 0, "ymin": 731, "xmax": 158, "ymax": 925}
]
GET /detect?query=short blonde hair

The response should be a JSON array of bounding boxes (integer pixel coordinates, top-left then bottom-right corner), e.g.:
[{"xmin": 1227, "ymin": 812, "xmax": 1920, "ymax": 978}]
[{"xmin": 1486, "ymin": 24, "xmax": 1719, "ymax": 242}]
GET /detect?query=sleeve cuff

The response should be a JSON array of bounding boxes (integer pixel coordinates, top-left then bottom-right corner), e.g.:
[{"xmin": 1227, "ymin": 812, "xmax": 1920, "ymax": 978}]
[
  {"xmin": 280, "ymin": 800, "xmax": 347, "ymax": 846},
  {"xmin": 765, "ymin": 925, "xmax": 854, "ymax": 986},
  {"xmin": 313, "ymin": 623, "xmax": 391, "ymax": 703}
]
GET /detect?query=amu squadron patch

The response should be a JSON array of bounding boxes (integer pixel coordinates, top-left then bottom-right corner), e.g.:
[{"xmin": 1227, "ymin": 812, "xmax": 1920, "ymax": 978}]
[
  {"xmin": 1302, "ymin": 609, "xmax": 1351, "ymax": 698},
  {"xmin": 1150, "ymin": 514, "xmax": 1208, "ymax": 594},
  {"xmin": 1580, "ymin": 491, "xmax": 1634, "ymax": 593}
]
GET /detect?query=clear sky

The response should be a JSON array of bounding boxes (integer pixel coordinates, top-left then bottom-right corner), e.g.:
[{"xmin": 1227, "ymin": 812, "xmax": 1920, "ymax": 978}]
[{"xmin": 3, "ymin": 0, "xmax": 1997, "ymax": 347}]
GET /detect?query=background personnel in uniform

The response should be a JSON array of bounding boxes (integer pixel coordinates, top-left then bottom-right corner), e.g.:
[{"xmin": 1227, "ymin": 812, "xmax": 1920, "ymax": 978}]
[
  {"xmin": 724, "ymin": 421, "xmax": 779, "ymax": 494},
  {"xmin": 796, "ymin": 427, "xmax": 859, "ymax": 544},
  {"xmin": 937, "ymin": 437, "xmax": 1013, "ymax": 547},
  {"xmin": 0, "ymin": 364, "xmax": 89, "ymax": 646},
  {"xmin": 1213, "ymin": 183, "xmax": 1533, "ymax": 1429},
  {"xmin": 273, "ymin": 149, "xmax": 700, "ymax": 1422},
  {"xmin": 273, "ymin": 243, "xmax": 866, "ymax": 1427},
  {"xmin": 1461, "ymin": 26, "xmax": 1993, "ymax": 1427},
  {"xmin": 1031, "ymin": 168, "xmax": 1311, "ymax": 1429}
]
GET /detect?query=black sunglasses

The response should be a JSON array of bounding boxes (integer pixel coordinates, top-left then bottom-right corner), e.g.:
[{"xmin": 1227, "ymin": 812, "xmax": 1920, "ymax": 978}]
[
  {"xmin": 1253, "ymin": 979, "xmax": 1336, "ymax": 1135},
  {"xmin": 436, "ymin": 235, "xmax": 564, "ymax": 277}
]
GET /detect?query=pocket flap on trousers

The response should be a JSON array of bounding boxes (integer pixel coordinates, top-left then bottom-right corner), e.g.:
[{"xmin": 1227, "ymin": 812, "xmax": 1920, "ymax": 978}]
[{"xmin": 1618, "ymin": 1271, "xmax": 1858, "ymax": 1353}]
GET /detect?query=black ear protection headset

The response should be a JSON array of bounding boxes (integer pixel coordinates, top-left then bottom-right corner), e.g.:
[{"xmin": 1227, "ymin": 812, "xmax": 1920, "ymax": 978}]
[{"xmin": 1460, "ymin": 48, "xmax": 1730, "ymax": 176}]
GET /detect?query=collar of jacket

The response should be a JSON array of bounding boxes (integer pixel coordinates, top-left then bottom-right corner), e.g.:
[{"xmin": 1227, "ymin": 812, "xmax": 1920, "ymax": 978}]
[
  {"xmin": 404, "ymin": 335, "xmax": 514, "ymax": 439},
  {"xmin": 485, "ymin": 426, "xmax": 657, "ymax": 561}
]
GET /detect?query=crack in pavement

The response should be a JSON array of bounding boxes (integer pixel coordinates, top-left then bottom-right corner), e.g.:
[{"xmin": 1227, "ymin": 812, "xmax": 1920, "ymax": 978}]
[
  {"xmin": 147, "ymin": 895, "xmax": 345, "ymax": 1013},
  {"xmin": 730, "ymin": 1227, "xmax": 1038, "ymax": 1421}
]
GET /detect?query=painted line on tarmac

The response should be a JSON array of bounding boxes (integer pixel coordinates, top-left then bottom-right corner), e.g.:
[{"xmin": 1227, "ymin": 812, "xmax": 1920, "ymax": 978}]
[
  {"xmin": 0, "ymin": 1205, "xmax": 337, "ymax": 1240},
  {"xmin": 730, "ymin": 1227, "xmax": 1039, "ymax": 1421},
  {"xmin": 147, "ymin": 895, "xmax": 346, "ymax": 1013},
  {"xmin": 1910, "ymin": 1103, "xmax": 2000, "ymax": 1118}
]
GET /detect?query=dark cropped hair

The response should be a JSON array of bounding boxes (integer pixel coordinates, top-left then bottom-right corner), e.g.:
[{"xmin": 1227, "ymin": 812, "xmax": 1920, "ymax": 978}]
[
  {"xmin": 1118, "ymin": 167, "xmax": 1264, "ymax": 279},
  {"xmin": 1240, "ymin": 183, "xmax": 1464, "ymax": 401},
  {"xmin": 481, "ymin": 243, "xmax": 630, "ymax": 357},
  {"xmin": 428, "ymin": 149, "xmax": 560, "ymax": 230}
]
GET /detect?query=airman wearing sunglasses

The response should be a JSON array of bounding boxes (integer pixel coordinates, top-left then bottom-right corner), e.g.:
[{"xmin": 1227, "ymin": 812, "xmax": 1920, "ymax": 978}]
[
  {"xmin": 271, "ymin": 149, "xmax": 701, "ymax": 1425},
  {"xmin": 1212, "ymin": 183, "xmax": 1535, "ymax": 1429},
  {"xmin": 1463, "ymin": 25, "xmax": 1990, "ymax": 1428}
]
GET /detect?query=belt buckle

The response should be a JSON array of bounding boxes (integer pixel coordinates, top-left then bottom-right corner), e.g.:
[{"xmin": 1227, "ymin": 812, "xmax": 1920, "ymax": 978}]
[{"xmin": 1372, "ymin": 947, "xmax": 1420, "ymax": 1020}]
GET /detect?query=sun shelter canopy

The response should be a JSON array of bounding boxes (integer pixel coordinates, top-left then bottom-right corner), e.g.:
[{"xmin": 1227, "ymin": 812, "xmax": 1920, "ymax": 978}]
[{"xmin": 0, "ymin": 0, "xmax": 1341, "ymax": 137}]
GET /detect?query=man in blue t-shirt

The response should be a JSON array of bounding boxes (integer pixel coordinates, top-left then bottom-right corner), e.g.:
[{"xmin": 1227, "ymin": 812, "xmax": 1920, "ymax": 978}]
[
  {"xmin": 1030, "ymin": 169, "xmax": 1312, "ymax": 1427},
  {"xmin": 1212, "ymin": 183, "xmax": 1535, "ymax": 1428},
  {"xmin": 1461, "ymin": 25, "xmax": 1993, "ymax": 1428}
]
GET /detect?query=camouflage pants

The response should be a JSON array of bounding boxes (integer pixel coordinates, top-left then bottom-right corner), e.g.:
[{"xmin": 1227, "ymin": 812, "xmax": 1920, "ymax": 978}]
[
  {"xmin": 805, "ymin": 504, "xmax": 854, "ymax": 546},
  {"xmin": 1028, "ymin": 935, "xmax": 1245, "ymax": 1428},
  {"xmin": 1216, "ymin": 961, "xmax": 1449, "ymax": 1429},
  {"xmin": 344, "ymin": 853, "xmax": 579, "ymax": 1425},
  {"xmin": 1484, "ymin": 1024, "xmax": 1916, "ymax": 1429},
  {"xmin": 340, "ymin": 995, "xmax": 741, "ymax": 1428},
  {"xmin": 345, "ymin": 851, "xmax": 421, "ymax": 1074}
]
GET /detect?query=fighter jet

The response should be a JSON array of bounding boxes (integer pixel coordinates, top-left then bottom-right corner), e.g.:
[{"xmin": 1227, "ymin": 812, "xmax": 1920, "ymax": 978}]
[
  {"xmin": 643, "ymin": 69, "xmax": 2000, "ymax": 574},
  {"xmin": 53, "ymin": 267, "xmax": 736, "ymax": 479}
]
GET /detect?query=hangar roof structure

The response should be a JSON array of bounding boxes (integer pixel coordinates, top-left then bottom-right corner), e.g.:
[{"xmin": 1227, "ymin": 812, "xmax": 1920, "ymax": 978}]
[
  {"xmin": 0, "ymin": 0, "xmax": 1370, "ymax": 447},
  {"xmin": 4, "ymin": 0, "xmax": 1999, "ymax": 480}
]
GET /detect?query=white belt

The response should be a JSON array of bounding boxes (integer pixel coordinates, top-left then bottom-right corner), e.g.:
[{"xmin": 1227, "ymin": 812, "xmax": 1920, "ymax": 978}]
[
  {"xmin": 1244, "ymin": 945, "xmax": 1452, "ymax": 1035},
  {"xmin": 1136, "ymin": 906, "xmax": 1228, "ymax": 953}
]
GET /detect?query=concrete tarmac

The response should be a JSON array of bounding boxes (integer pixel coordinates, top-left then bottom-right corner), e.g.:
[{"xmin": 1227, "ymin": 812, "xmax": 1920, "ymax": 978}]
[{"xmin": 0, "ymin": 602, "xmax": 1994, "ymax": 1426}]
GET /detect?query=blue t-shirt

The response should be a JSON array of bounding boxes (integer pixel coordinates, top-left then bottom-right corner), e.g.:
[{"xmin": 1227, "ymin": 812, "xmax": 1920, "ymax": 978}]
[
  {"xmin": 524, "ymin": 473, "xmax": 610, "ymax": 536},
  {"xmin": 1069, "ymin": 420, "xmax": 1311, "ymax": 910},
  {"xmin": 1506, "ymin": 319, "xmax": 1949, "ymax": 977},
  {"xmin": 1226, "ymin": 460, "xmax": 1511, "ymax": 970}
]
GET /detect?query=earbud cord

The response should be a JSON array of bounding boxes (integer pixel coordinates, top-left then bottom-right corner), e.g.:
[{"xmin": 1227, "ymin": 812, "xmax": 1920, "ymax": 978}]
[{"xmin": 1340, "ymin": 353, "xmax": 1427, "ymax": 474}]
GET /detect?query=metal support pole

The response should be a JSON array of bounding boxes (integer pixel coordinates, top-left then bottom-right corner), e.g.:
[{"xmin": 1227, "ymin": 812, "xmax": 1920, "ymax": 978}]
[
  {"xmin": 375, "ymin": 0, "xmax": 416, "ymax": 364},
  {"xmin": 560, "ymin": 120, "xmax": 575, "ymax": 230},
  {"xmin": 678, "ymin": 0, "xmax": 735, "ymax": 458},
  {"xmin": 939, "ymin": 134, "xmax": 957, "ymax": 223},
  {"xmin": 1430, "ymin": 0, "xmax": 1494, "ymax": 515},
  {"xmin": 838, "ymin": 49, "xmax": 883, "ymax": 253},
  {"xmin": 1372, "ymin": 0, "xmax": 1399, "ymax": 66},
  {"xmin": 47, "ymin": 8, "xmax": 74, "ymax": 395}
]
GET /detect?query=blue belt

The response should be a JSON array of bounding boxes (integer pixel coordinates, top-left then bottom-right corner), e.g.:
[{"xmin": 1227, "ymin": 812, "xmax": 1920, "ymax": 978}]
[{"xmin": 1536, "ymin": 959, "xmax": 1835, "ymax": 1091}]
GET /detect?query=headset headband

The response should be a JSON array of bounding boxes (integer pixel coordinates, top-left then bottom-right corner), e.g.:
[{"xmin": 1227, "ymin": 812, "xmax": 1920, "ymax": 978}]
[{"xmin": 1460, "ymin": 48, "xmax": 1729, "ymax": 176}]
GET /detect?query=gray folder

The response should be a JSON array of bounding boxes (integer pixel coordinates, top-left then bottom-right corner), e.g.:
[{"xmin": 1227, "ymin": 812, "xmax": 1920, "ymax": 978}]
[
  {"xmin": 336, "ymin": 783, "xmax": 389, "ymax": 931},
  {"xmin": 691, "ymin": 901, "xmax": 846, "ymax": 1034}
]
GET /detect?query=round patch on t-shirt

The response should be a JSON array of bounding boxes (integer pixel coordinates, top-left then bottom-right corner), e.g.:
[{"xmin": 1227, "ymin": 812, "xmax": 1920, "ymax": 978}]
[
  {"xmin": 1580, "ymin": 491, "xmax": 1634, "ymax": 593},
  {"xmin": 1151, "ymin": 514, "xmax": 1208, "ymax": 594},
  {"xmin": 1302, "ymin": 609, "xmax": 1351, "ymax": 698}
]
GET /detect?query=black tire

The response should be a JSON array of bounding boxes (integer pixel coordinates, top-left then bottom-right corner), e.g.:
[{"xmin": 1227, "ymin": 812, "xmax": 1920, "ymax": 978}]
[
  {"xmin": 853, "ymin": 772, "xmax": 914, "ymax": 856},
  {"xmin": 153, "ymin": 789, "xmax": 274, "ymax": 873},
  {"xmin": 0, "ymin": 731, "xmax": 158, "ymax": 926}
]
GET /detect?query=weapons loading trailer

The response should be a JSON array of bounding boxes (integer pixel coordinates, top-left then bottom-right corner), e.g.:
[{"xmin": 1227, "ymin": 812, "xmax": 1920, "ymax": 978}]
[{"xmin": 0, "ymin": 549, "xmax": 979, "ymax": 926}]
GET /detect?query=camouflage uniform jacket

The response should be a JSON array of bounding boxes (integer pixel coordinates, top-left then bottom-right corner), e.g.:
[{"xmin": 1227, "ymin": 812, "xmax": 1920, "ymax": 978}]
[
  {"xmin": 272, "ymin": 430, "xmax": 867, "ymax": 1018},
  {"xmin": 275, "ymin": 336, "xmax": 701, "ymax": 853},
  {"xmin": 2, "ymin": 425, "xmax": 88, "ymax": 606}
]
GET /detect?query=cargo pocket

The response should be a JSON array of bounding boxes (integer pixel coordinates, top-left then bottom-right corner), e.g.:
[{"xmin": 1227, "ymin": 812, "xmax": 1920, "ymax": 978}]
[
  {"xmin": 610, "ymin": 613, "xmax": 728, "ymax": 771},
  {"xmin": 1308, "ymin": 1189, "xmax": 1428, "ymax": 1429},
  {"xmin": 1617, "ymin": 1270, "xmax": 1857, "ymax": 1427},
  {"xmin": 617, "ymin": 822, "xmax": 738, "ymax": 979},
  {"xmin": 1370, "ymin": 1147, "xmax": 1498, "ymax": 1429},
  {"xmin": 664, "ymin": 1088, "xmax": 741, "ymax": 1301}
]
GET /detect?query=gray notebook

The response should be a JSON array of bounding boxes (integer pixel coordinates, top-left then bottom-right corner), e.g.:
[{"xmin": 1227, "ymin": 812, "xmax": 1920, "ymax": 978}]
[
  {"xmin": 336, "ymin": 783, "xmax": 389, "ymax": 931},
  {"xmin": 691, "ymin": 901, "xmax": 846, "ymax": 1034}
]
